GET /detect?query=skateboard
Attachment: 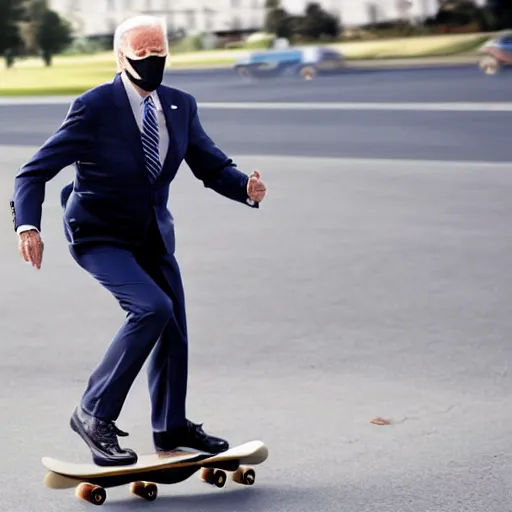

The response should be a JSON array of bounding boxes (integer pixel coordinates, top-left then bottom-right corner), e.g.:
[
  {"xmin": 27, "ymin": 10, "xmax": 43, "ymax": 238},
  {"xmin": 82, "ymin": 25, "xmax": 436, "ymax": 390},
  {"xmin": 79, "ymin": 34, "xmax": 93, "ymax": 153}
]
[{"xmin": 42, "ymin": 440, "xmax": 268, "ymax": 506}]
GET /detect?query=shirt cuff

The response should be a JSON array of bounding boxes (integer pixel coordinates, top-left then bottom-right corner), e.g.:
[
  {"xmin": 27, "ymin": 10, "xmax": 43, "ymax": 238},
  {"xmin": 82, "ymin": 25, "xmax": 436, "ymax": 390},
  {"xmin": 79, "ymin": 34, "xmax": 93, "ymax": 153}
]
[{"xmin": 16, "ymin": 225, "xmax": 39, "ymax": 234}]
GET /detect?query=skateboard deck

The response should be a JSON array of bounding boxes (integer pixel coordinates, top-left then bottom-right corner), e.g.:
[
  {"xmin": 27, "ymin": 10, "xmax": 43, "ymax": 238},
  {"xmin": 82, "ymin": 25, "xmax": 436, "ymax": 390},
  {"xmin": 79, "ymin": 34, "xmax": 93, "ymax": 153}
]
[{"xmin": 42, "ymin": 440, "xmax": 268, "ymax": 505}]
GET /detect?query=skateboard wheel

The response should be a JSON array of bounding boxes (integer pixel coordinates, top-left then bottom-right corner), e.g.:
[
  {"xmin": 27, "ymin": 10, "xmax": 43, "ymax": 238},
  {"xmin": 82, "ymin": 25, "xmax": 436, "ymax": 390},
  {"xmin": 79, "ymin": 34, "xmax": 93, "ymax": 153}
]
[
  {"xmin": 214, "ymin": 470, "xmax": 227, "ymax": 488},
  {"xmin": 144, "ymin": 482, "xmax": 158, "ymax": 501},
  {"xmin": 200, "ymin": 467, "xmax": 214, "ymax": 483},
  {"xmin": 200, "ymin": 468, "xmax": 227, "ymax": 488},
  {"xmin": 130, "ymin": 481, "xmax": 158, "ymax": 502},
  {"xmin": 232, "ymin": 467, "xmax": 256, "ymax": 486},
  {"xmin": 76, "ymin": 482, "xmax": 107, "ymax": 506}
]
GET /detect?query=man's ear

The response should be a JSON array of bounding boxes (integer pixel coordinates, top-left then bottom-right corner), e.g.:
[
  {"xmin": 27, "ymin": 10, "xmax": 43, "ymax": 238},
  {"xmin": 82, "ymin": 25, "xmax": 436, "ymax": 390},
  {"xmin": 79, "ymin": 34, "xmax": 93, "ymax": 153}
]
[{"xmin": 119, "ymin": 51, "xmax": 142, "ymax": 80}]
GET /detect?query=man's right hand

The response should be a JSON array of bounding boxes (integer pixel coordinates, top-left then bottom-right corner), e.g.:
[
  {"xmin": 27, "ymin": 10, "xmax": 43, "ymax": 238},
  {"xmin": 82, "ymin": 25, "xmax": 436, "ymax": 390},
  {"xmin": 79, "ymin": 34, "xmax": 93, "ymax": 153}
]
[{"xmin": 18, "ymin": 230, "xmax": 44, "ymax": 270}]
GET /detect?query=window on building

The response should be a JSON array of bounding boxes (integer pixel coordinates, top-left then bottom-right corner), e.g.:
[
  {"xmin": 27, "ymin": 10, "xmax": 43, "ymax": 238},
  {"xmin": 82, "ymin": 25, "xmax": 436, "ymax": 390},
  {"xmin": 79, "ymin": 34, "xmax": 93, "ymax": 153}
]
[
  {"xmin": 106, "ymin": 0, "xmax": 114, "ymax": 11},
  {"xmin": 366, "ymin": 2, "xmax": 378, "ymax": 24},
  {"xmin": 232, "ymin": 16, "xmax": 241, "ymax": 29},
  {"xmin": 205, "ymin": 12, "xmax": 213, "ymax": 31},
  {"xmin": 186, "ymin": 10, "xmax": 196, "ymax": 30},
  {"xmin": 231, "ymin": 0, "xmax": 240, "ymax": 8}
]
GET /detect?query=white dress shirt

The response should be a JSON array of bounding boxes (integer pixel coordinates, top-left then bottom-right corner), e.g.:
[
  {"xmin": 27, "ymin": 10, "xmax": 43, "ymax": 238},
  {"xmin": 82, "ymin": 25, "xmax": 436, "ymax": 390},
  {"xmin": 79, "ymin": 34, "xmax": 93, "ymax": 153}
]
[
  {"xmin": 17, "ymin": 72, "xmax": 170, "ymax": 234},
  {"xmin": 120, "ymin": 71, "xmax": 169, "ymax": 166}
]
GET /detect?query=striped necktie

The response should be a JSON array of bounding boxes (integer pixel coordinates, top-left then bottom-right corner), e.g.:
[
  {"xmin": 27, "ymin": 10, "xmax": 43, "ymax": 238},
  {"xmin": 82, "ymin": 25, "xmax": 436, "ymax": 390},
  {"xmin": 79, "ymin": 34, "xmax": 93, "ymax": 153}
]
[{"xmin": 141, "ymin": 95, "xmax": 161, "ymax": 182}]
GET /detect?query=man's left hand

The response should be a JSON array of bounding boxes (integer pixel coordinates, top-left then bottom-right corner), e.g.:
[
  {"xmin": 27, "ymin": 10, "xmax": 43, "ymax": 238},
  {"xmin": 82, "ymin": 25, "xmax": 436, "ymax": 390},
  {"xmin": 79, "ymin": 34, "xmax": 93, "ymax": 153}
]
[{"xmin": 247, "ymin": 170, "xmax": 267, "ymax": 203}]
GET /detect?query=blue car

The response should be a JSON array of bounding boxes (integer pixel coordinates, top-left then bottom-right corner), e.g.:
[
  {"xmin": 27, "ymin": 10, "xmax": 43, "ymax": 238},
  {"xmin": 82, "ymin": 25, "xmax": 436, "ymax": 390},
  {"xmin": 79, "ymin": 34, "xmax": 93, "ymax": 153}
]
[
  {"xmin": 478, "ymin": 32, "xmax": 512, "ymax": 75},
  {"xmin": 233, "ymin": 46, "xmax": 345, "ymax": 80}
]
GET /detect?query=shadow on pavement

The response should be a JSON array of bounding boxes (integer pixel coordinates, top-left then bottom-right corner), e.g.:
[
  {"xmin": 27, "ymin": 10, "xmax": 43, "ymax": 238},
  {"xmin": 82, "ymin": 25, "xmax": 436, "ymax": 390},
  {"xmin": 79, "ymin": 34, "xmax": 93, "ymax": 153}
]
[{"xmin": 100, "ymin": 485, "xmax": 340, "ymax": 512}]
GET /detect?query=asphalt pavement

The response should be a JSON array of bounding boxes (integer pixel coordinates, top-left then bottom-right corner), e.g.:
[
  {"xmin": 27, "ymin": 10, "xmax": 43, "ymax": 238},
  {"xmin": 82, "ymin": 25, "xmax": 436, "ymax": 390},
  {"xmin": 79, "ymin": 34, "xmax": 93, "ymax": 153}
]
[
  {"xmin": 159, "ymin": 64, "xmax": 512, "ymax": 103},
  {"xmin": 1, "ymin": 66, "xmax": 512, "ymax": 512},
  {"xmin": 1, "ymin": 65, "xmax": 511, "ymax": 162}
]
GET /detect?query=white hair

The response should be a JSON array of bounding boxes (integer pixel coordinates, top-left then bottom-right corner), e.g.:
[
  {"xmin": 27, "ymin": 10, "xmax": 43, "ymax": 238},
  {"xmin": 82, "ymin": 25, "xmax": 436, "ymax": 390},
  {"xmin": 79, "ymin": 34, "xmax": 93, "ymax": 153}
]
[{"xmin": 113, "ymin": 15, "xmax": 168, "ymax": 69}]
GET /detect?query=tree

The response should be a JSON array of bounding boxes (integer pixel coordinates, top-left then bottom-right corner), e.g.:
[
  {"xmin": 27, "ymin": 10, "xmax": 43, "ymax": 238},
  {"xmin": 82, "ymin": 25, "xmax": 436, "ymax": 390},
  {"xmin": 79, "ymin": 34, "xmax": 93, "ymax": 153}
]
[
  {"xmin": 264, "ymin": 0, "xmax": 294, "ymax": 39},
  {"xmin": 486, "ymin": 0, "xmax": 512, "ymax": 28},
  {"xmin": 35, "ymin": 8, "xmax": 73, "ymax": 66},
  {"xmin": 434, "ymin": 0, "xmax": 497, "ymax": 29},
  {"xmin": 0, "ymin": 0, "xmax": 25, "ymax": 67},
  {"xmin": 264, "ymin": 7, "xmax": 293, "ymax": 38},
  {"xmin": 297, "ymin": 3, "xmax": 341, "ymax": 40},
  {"xmin": 22, "ymin": 0, "xmax": 48, "ymax": 53}
]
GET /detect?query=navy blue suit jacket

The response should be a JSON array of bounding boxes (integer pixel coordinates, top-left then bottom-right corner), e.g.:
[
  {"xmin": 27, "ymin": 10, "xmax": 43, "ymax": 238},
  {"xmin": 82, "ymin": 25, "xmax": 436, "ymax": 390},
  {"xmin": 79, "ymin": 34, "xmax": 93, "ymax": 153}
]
[{"xmin": 11, "ymin": 73, "xmax": 257, "ymax": 254}]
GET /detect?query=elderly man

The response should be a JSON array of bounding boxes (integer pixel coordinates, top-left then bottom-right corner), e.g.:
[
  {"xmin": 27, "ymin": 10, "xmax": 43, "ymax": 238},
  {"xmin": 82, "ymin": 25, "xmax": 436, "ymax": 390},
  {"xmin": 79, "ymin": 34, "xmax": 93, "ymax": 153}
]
[{"xmin": 10, "ymin": 15, "xmax": 266, "ymax": 467}]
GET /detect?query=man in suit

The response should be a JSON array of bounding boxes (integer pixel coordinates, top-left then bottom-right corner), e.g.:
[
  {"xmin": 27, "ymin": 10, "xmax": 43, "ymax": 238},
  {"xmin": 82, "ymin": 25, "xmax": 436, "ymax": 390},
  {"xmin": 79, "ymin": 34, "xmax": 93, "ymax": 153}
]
[{"xmin": 11, "ymin": 15, "xmax": 267, "ymax": 467}]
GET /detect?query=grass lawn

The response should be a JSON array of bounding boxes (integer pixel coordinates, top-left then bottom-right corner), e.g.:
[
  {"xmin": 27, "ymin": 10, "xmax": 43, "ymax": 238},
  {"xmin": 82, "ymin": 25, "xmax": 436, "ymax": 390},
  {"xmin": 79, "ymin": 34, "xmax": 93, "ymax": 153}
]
[
  {"xmin": 0, "ymin": 51, "xmax": 243, "ymax": 95},
  {"xmin": 0, "ymin": 54, "xmax": 116, "ymax": 96},
  {"xmin": 333, "ymin": 32, "xmax": 489, "ymax": 59},
  {"xmin": 0, "ymin": 33, "xmax": 490, "ymax": 96}
]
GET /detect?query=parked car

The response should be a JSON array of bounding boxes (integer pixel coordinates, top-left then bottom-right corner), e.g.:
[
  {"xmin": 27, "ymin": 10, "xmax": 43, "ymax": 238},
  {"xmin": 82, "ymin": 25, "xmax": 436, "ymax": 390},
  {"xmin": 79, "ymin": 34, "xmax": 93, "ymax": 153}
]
[
  {"xmin": 233, "ymin": 46, "xmax": 345, "ymax": 80},
  {"xmin": 478, "ymin": 32, "xmax": 512, "ymax": 75}
]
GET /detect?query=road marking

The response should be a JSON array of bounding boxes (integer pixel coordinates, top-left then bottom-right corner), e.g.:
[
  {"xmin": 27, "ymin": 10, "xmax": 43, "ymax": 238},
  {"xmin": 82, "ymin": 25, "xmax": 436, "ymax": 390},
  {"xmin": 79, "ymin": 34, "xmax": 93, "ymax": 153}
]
[
  {"xmin": 0, "ymin": 96, "xmax": 76, "ymax": 106},
  {"xmin": 197, "ymin": 102, "xmax": 512, "ymax": 112},
  {"xmin": 1, "ymin": 98, "xmax": 512, "ymax": 112},
  {"xmin": 233, "ymin": 154, "xmax": 512, "ymax": 169}
]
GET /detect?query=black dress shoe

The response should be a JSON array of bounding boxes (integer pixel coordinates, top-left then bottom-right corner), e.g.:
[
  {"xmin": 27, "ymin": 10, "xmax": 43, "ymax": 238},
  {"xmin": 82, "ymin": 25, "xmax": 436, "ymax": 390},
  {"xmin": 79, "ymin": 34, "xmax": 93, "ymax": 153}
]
[
  {"xmin": 154, "ymin": 420, "xmax": 229, "ymax": 454},
  {"xmin": 70, "ymin": 407, "xmax": 138, "ymax": 466}
]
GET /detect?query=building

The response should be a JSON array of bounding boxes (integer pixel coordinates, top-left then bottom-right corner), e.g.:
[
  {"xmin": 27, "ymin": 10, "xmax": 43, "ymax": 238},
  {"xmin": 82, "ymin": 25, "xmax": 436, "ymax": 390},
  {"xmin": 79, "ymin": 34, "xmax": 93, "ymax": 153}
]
[
  {"xmin": 283, "ymin": 0, "xmax": 487, "ymax": 26},
  {"xmin": 48, "ymin": 0, "xmax": 488, "ymax": 39},
  {"xmin": 48, "ymin": 0, "xmax": 267, "ymax": 38}
]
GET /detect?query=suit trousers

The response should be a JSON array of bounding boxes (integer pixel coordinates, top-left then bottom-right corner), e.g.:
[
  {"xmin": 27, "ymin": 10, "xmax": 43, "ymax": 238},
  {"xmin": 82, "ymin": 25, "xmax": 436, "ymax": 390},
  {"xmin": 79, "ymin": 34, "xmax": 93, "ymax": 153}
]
[{"xmin": 69, "ymin": 233, "xmax": 188, "ymax": 433}]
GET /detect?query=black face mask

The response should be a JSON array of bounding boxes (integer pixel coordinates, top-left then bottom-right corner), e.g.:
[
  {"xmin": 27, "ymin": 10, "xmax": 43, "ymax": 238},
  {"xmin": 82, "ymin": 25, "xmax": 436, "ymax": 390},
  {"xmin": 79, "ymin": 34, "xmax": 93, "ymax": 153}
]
[{"xmin": 126, "ymin": 56, "xmax": 166, "ymax": 92}]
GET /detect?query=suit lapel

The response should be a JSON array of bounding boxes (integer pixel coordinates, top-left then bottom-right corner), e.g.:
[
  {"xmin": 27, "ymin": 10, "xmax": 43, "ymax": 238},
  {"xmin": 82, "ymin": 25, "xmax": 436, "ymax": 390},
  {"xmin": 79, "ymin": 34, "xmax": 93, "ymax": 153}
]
[
  {"xmin": 157, "ymin": 87, "xmax": 179, "ymax": 180},
  {"xmin": 112, "ymin": 73, "xmax": 146, "ymax": 172}
]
